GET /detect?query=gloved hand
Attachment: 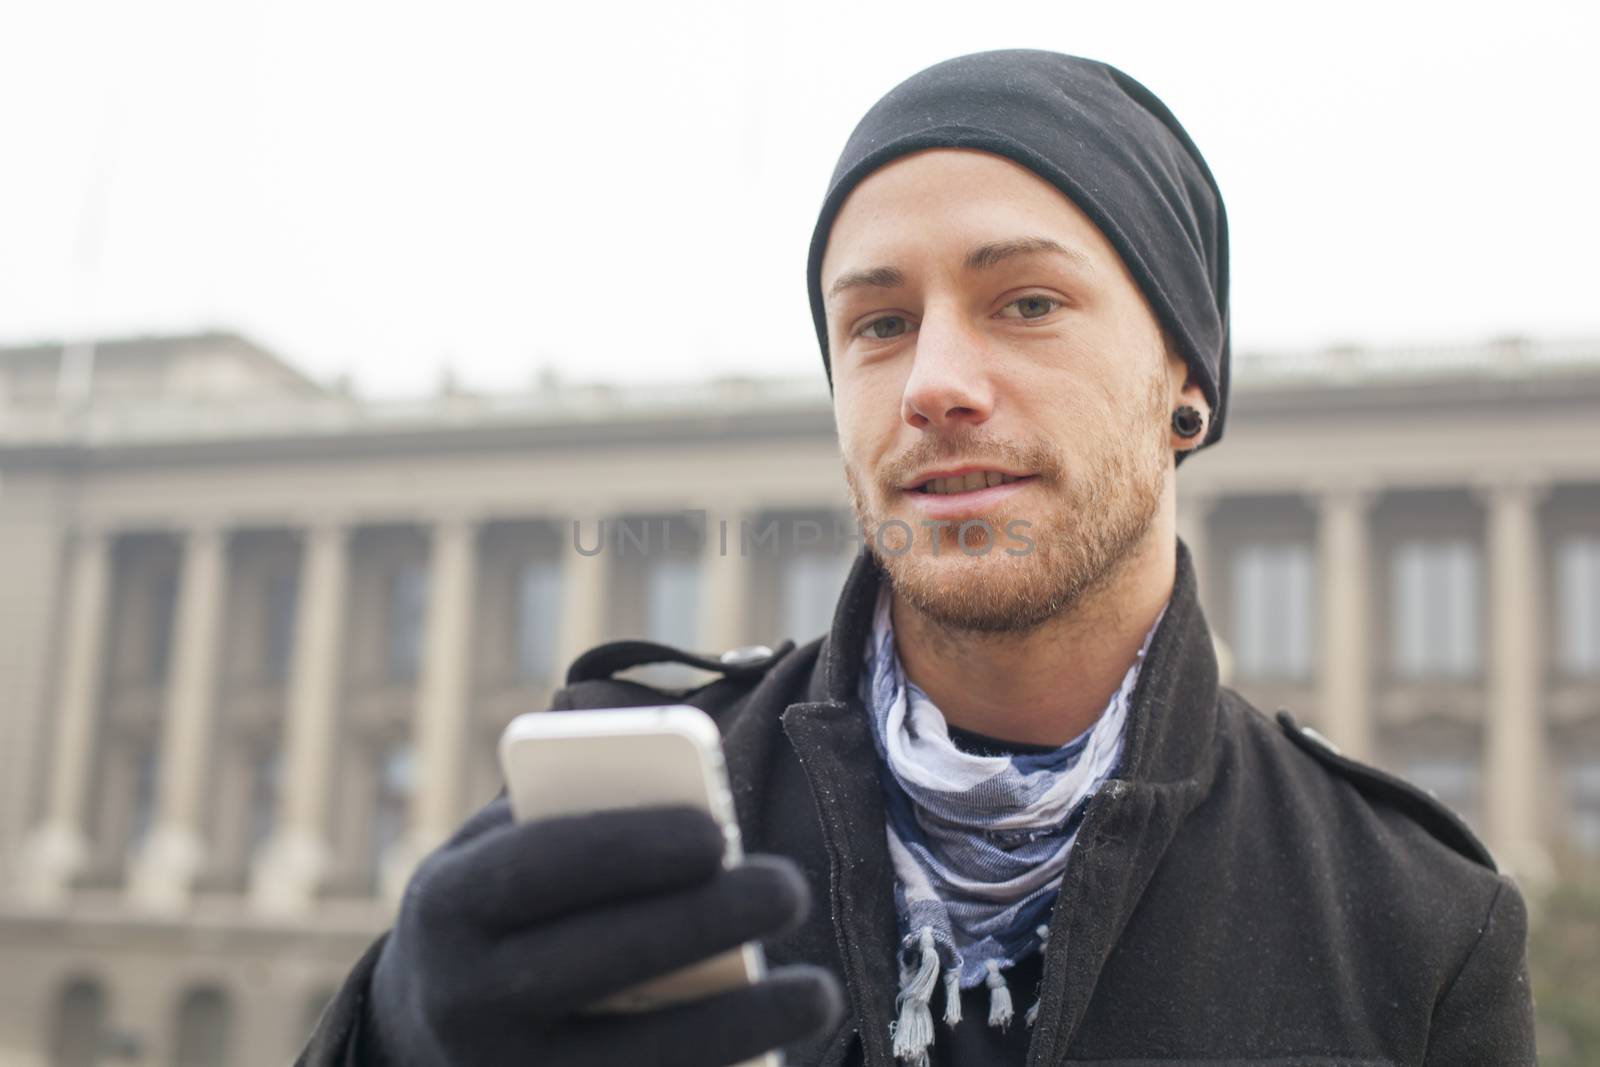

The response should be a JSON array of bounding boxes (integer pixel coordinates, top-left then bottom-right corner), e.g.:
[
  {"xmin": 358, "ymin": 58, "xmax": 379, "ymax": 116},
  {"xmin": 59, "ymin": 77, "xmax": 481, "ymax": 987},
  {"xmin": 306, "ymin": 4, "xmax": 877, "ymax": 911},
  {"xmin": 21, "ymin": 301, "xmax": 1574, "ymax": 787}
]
[{"xmin": 363, "ymin": 796, "xmax": 843, "ymax": 1066}]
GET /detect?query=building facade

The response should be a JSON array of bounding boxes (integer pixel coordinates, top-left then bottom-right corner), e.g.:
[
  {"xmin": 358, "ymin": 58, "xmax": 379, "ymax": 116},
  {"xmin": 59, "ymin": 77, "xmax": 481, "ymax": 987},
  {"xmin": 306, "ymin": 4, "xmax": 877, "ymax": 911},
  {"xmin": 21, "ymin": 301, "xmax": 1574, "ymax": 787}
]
[{"xmin": 0, "ymin": 332, "xmax": 1597, "ymax": 1065}]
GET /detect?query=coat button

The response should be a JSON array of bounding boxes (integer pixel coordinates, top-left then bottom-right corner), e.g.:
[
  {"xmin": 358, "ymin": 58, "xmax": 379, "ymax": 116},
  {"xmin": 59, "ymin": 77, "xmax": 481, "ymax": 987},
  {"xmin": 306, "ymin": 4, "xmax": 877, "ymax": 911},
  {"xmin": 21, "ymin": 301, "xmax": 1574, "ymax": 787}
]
[{"xmin": 719, "ymin": 644, "xmax": 774, "ymax": 667}]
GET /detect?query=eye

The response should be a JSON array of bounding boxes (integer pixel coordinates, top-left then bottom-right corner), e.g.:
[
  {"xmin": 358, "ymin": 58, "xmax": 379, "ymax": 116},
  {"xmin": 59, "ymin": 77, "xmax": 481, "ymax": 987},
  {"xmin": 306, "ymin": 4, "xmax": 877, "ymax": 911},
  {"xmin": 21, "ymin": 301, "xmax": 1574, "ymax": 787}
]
[
  {"xmin": 997, "ymin": 295, "xmax": 1061, "ymax": 320},
  {"xmin": 857, "ymin": 315, "xmax": 912, "ymax": 340}
]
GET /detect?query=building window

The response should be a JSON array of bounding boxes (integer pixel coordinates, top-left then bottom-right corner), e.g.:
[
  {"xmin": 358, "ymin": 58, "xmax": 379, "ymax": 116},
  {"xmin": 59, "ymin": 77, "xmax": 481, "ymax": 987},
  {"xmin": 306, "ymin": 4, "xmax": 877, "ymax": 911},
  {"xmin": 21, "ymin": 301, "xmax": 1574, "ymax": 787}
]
[
  {"xmin": 49, "ymin": 978, "xmax": 107, "ymax": 1067},
  {"xmin": 150, "ymin": 569, "xmax": 179, "ymax": 683},
  {"xmin": 782, "ymin": 552, "xmax": 854, "ymax": 641},
  {"xmin": 515, "ymin": 559, "xmax": 562, "ymax": 682},
  {"xmin": 386, "ymin": 564, "xmax": 428, "ymax": 683},
  {"xmin": 1558, "ymin": 537, "xmax": 1600, "ymax": 678},
  {"xmin": 1230, "ymin": 541, "xmax": 1314, "ymax": 681},
  {"xmin": 1403, "ymin": 754, "xmax": 1481, "ymax": 830},
  {"xmin": 369, "ymin": 743, "xmax": 414, "ymax": 886},
  {"xmin": 247, "ymin": 747, "xmax": 281, "ymax": 857},
  {"xmin": 1568, "ymin": 759, "xmax": 1600, "ymax": 855},
  {"xmin": 1392, "ymin": 539, "xmax": 1480, "ymax": 679},
  {"xmin": 264, "ymin": 571, "xmax": 298, "ymax": 684},
  {"xmin": 173, "ymin": 986, "xmax": 232, "ymax": 1067},
  {"xmin": 646, "ymin": 556, "xmax": 701, "ymax": 648}
]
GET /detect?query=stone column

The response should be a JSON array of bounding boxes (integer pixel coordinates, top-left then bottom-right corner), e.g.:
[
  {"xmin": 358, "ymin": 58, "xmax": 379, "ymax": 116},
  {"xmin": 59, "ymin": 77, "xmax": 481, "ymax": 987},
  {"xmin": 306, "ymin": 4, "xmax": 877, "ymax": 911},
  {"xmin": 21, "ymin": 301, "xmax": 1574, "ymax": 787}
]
[
  {"xmin": 252, "ymin": 521, "xmax": 349, "ymax": 915},
  {"xmin": 1483, "ymin": 479, "xmax": 1550, "ymax": 880},
  {"xmin": 381, "ymin": 516, "xmax": 479, "ymax": 902},
  {"xmin": 0, "ymin": 511, "xmax": 67, "ymax": 897},
  {"xmin": 18, "ymin": 525, "xmax": 113, "ymax": 902},
  {"xmin": 553, "ymin": 516, "xmax": 610, "ymax": 682},
  {"xmin": 698, "ymin": 512, "xmax": 751, "ymax": 652},
  {"xmin": 1316, "ymin": 487, "xmax": 1375, "ymax": 761},
  {"xmin": 130, "ymin": 523, "xmax": 228, "ymax": 909}
]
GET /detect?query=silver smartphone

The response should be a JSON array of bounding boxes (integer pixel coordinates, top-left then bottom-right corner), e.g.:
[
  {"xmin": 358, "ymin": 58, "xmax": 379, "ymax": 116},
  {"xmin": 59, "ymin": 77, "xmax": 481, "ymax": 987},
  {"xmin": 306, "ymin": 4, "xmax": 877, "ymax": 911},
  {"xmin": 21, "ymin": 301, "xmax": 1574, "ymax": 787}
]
[{"xmin": 498, "ymin": 705, "xmax": 781, "ymax": 1067}]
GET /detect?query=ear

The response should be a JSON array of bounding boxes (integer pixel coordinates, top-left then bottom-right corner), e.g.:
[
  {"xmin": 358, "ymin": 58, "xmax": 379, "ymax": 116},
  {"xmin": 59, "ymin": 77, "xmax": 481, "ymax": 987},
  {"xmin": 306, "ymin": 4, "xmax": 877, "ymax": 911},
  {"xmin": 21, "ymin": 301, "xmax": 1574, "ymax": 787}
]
[{"xmin": 1163, "ymin": 337, "xmax": 1211, "ymax": 451}]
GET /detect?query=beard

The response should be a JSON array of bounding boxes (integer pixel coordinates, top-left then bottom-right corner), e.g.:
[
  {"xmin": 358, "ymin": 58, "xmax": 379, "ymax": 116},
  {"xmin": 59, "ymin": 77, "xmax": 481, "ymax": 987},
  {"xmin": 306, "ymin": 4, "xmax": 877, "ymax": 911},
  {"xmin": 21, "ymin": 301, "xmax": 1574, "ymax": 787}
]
[{"xmin": 842, "ymin": 369, "xmax": 1170, "ymax": 635}]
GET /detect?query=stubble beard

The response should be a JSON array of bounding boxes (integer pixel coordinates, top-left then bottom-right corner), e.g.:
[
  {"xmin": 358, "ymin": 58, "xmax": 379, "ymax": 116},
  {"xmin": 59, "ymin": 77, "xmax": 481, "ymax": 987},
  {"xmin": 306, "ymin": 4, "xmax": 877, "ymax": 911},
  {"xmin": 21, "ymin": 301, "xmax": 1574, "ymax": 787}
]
[{"xmin": 842, "ymin": 371, "xmax": 1171, "ymax": 636}]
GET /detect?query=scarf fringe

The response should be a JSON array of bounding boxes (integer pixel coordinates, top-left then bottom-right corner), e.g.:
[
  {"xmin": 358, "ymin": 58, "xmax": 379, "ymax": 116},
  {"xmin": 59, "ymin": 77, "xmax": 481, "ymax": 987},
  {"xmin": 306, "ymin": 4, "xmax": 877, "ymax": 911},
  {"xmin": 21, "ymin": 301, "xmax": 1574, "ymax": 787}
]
[
  {"xmin": 1025, "ymin": 923, "xmax": 1050, "ymax": 1027},
  {"xmin": 984, "ymin": 959, "xmax": 1014, "ymax": 1030},
  {"xmin": 897, "ymin": 920, "xmax": 1053, "ymax": 1058},
  {"xmin": 892, "ymin": 925, "xmax": 939, "ymax": 1065},
  {"xmin": 941, "ymin": 967, "xmax": 962, "ymax": 1026}
]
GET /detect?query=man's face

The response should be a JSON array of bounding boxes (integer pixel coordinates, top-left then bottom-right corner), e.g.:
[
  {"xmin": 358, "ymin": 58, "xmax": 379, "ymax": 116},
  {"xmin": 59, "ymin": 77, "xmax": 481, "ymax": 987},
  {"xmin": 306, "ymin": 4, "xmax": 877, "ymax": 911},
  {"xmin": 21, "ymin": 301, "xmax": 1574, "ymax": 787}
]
[{"xmin": 821, "ymin": 148, "xmax": 1184, "ymax": 633}]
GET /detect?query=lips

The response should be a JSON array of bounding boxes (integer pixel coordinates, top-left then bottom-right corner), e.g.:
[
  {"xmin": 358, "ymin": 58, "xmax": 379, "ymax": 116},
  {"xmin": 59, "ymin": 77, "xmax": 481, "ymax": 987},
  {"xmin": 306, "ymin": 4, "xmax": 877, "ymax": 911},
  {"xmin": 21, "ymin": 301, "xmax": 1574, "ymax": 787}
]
[
  {"xmin": 898, "ymin": 471, "xmax": 1037, "ymax": 521},
  {"xmin": 918, "ymin": 470, "xmax": 1025, "ymax": 495},
  {"xmin": 903, "ymin": 465, "xmax": 1035, "ymax": 493}
]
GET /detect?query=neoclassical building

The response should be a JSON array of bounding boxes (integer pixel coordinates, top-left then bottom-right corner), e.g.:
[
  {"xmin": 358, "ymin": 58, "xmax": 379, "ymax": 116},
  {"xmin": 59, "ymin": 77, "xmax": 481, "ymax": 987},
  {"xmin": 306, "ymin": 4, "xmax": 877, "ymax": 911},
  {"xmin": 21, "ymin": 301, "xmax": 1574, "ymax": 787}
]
[{"xmin": 0, "ymin": 331, "xmax": 1596, "ymax": 1065}]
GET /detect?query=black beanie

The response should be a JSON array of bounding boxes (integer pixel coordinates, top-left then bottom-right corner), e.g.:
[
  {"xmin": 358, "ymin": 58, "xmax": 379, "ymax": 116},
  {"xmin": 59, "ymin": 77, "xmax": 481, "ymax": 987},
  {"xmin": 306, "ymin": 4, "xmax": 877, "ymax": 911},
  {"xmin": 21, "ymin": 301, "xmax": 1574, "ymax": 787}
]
[{"xmin": 805, "ymin": 49, "xmax": 1231, "ymax": 455}]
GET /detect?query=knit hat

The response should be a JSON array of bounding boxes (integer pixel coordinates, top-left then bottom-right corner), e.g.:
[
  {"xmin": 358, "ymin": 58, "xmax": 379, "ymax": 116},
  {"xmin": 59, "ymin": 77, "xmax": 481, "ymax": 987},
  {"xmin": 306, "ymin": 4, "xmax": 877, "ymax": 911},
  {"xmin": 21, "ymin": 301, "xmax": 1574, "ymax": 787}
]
[{"xmin": 805, "ymin": 49, "xmax": 1231, "ymax": 455}]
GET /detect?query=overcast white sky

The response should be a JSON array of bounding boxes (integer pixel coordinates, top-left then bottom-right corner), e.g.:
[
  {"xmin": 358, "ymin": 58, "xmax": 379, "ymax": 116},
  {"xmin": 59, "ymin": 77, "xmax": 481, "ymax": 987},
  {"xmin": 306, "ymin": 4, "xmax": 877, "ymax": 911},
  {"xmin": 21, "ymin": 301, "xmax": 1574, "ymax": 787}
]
[{"xmin": 2, "ymin": 0, "xmax": 1596, "ymax": 399}]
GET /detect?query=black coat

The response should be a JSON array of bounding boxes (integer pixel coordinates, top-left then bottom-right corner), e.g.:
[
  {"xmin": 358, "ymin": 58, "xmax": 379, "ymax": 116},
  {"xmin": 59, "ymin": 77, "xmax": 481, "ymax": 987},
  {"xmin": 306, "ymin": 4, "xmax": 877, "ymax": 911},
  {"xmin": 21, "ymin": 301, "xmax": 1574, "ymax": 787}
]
[{"xmin": 300, "ymin": 541, "xmax": 1536, "ymax": 1066}]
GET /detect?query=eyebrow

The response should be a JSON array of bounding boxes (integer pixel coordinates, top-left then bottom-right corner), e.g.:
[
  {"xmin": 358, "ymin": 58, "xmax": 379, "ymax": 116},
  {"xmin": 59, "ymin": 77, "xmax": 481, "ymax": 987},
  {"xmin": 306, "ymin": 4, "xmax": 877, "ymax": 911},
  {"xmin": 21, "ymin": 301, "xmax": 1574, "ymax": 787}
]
[
  {"xmin": 826, "ymin": 265, "xmax": 905, "ymax": 301},
  {"xmin": 825, "ymin": 236, "xmax": 1094, "ymax": 301},
  {"xmin": 963, "ymin": 236, "xmax": 1094, "ymax": 274}
]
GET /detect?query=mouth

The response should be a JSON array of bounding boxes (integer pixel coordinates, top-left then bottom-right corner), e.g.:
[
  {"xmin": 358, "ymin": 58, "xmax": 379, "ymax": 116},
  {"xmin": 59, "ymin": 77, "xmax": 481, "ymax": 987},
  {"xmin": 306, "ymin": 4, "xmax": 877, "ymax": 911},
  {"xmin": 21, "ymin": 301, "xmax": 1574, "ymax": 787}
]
[
  {"xmin": 894, "ymin": 465, "xmax": 1038, "ymax": 523},
  {"xmin": 904, "ymin": 467, "xmax": 1036, "ymax": 495}
]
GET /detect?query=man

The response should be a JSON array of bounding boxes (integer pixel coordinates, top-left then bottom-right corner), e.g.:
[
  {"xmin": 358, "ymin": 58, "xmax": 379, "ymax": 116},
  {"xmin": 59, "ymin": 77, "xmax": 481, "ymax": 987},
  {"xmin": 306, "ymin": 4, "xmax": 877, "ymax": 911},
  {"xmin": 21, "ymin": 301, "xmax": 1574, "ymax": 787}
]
[{"xmin": 300, "ymin": 50, "xmax": 1536, "ymax": 1066}]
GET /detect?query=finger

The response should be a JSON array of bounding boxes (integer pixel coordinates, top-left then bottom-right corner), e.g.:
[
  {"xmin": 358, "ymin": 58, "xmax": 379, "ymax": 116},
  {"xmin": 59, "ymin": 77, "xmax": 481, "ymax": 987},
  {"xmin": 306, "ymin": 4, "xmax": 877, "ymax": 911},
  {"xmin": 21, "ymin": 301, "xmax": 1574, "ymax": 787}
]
[
  {"xmin": 552, "ymin": 965, "xmax": 846, "ymax": 1067},
  {"xmin": 413, "ymin": 805, "xmax": 726, "ymax": 929},
  {"xmin": 476, "ymin": 856, "xmax": 810, "ymax": 1016}
]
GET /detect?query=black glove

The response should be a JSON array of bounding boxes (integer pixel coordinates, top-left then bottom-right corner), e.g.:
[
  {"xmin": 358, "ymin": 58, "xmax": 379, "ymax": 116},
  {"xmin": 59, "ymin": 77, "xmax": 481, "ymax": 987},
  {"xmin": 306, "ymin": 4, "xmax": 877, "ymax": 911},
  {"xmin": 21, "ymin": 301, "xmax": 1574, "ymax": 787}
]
[{"xmin": 364, "ymin": 796, "xmax": 843, "ymax": 1066}]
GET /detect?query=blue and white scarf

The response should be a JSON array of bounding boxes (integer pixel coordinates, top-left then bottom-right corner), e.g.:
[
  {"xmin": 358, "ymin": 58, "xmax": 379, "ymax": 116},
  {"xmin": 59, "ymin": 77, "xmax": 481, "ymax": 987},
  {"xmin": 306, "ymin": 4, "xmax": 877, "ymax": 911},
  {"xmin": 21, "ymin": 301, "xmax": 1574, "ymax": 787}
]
[{"xmin": 859, "ymin": 584, "xmax": 1164, "ymax": 1065}]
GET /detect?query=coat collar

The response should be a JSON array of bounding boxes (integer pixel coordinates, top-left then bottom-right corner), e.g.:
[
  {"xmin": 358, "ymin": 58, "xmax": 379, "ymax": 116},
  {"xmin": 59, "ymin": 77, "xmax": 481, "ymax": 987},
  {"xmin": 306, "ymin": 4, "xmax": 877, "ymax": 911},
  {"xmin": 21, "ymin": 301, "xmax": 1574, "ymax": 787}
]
[{"xmin": 778, "ymin": 536, "xmax": 1223, "ymax": 1066}]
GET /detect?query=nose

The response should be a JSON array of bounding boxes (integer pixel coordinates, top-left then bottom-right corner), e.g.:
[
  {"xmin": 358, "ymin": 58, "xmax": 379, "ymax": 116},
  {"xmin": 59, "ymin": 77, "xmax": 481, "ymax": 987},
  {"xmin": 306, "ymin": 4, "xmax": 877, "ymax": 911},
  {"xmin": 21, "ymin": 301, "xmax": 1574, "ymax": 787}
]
[{"xmin": 901, "ymin": 306, "xmax": 995, "ymax": 431}]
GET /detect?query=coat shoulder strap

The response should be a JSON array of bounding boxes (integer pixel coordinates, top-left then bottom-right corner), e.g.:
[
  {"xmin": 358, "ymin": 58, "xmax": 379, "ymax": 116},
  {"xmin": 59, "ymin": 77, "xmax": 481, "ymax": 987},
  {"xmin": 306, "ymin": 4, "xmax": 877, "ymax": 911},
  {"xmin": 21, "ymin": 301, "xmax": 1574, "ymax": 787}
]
[
  {"xmin": 1275, "ymin": 710, "xmax": 1497, "ymax": 872},
  {"xmin": 551, "ymin": 638, "xmax": 796, "ymax": 721},
  {"xmin": 564, "ymin": 638, "xmax": 795, "ymax": 687}
]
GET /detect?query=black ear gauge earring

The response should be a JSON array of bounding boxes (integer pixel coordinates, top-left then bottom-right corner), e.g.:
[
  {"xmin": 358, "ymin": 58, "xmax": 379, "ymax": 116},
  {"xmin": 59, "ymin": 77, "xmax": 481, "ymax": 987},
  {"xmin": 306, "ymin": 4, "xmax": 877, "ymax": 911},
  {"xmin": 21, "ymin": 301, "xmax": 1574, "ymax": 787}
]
[{"xmin": 1171, "ymin": 406, "xmax": 1205, "ymax": 439}]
